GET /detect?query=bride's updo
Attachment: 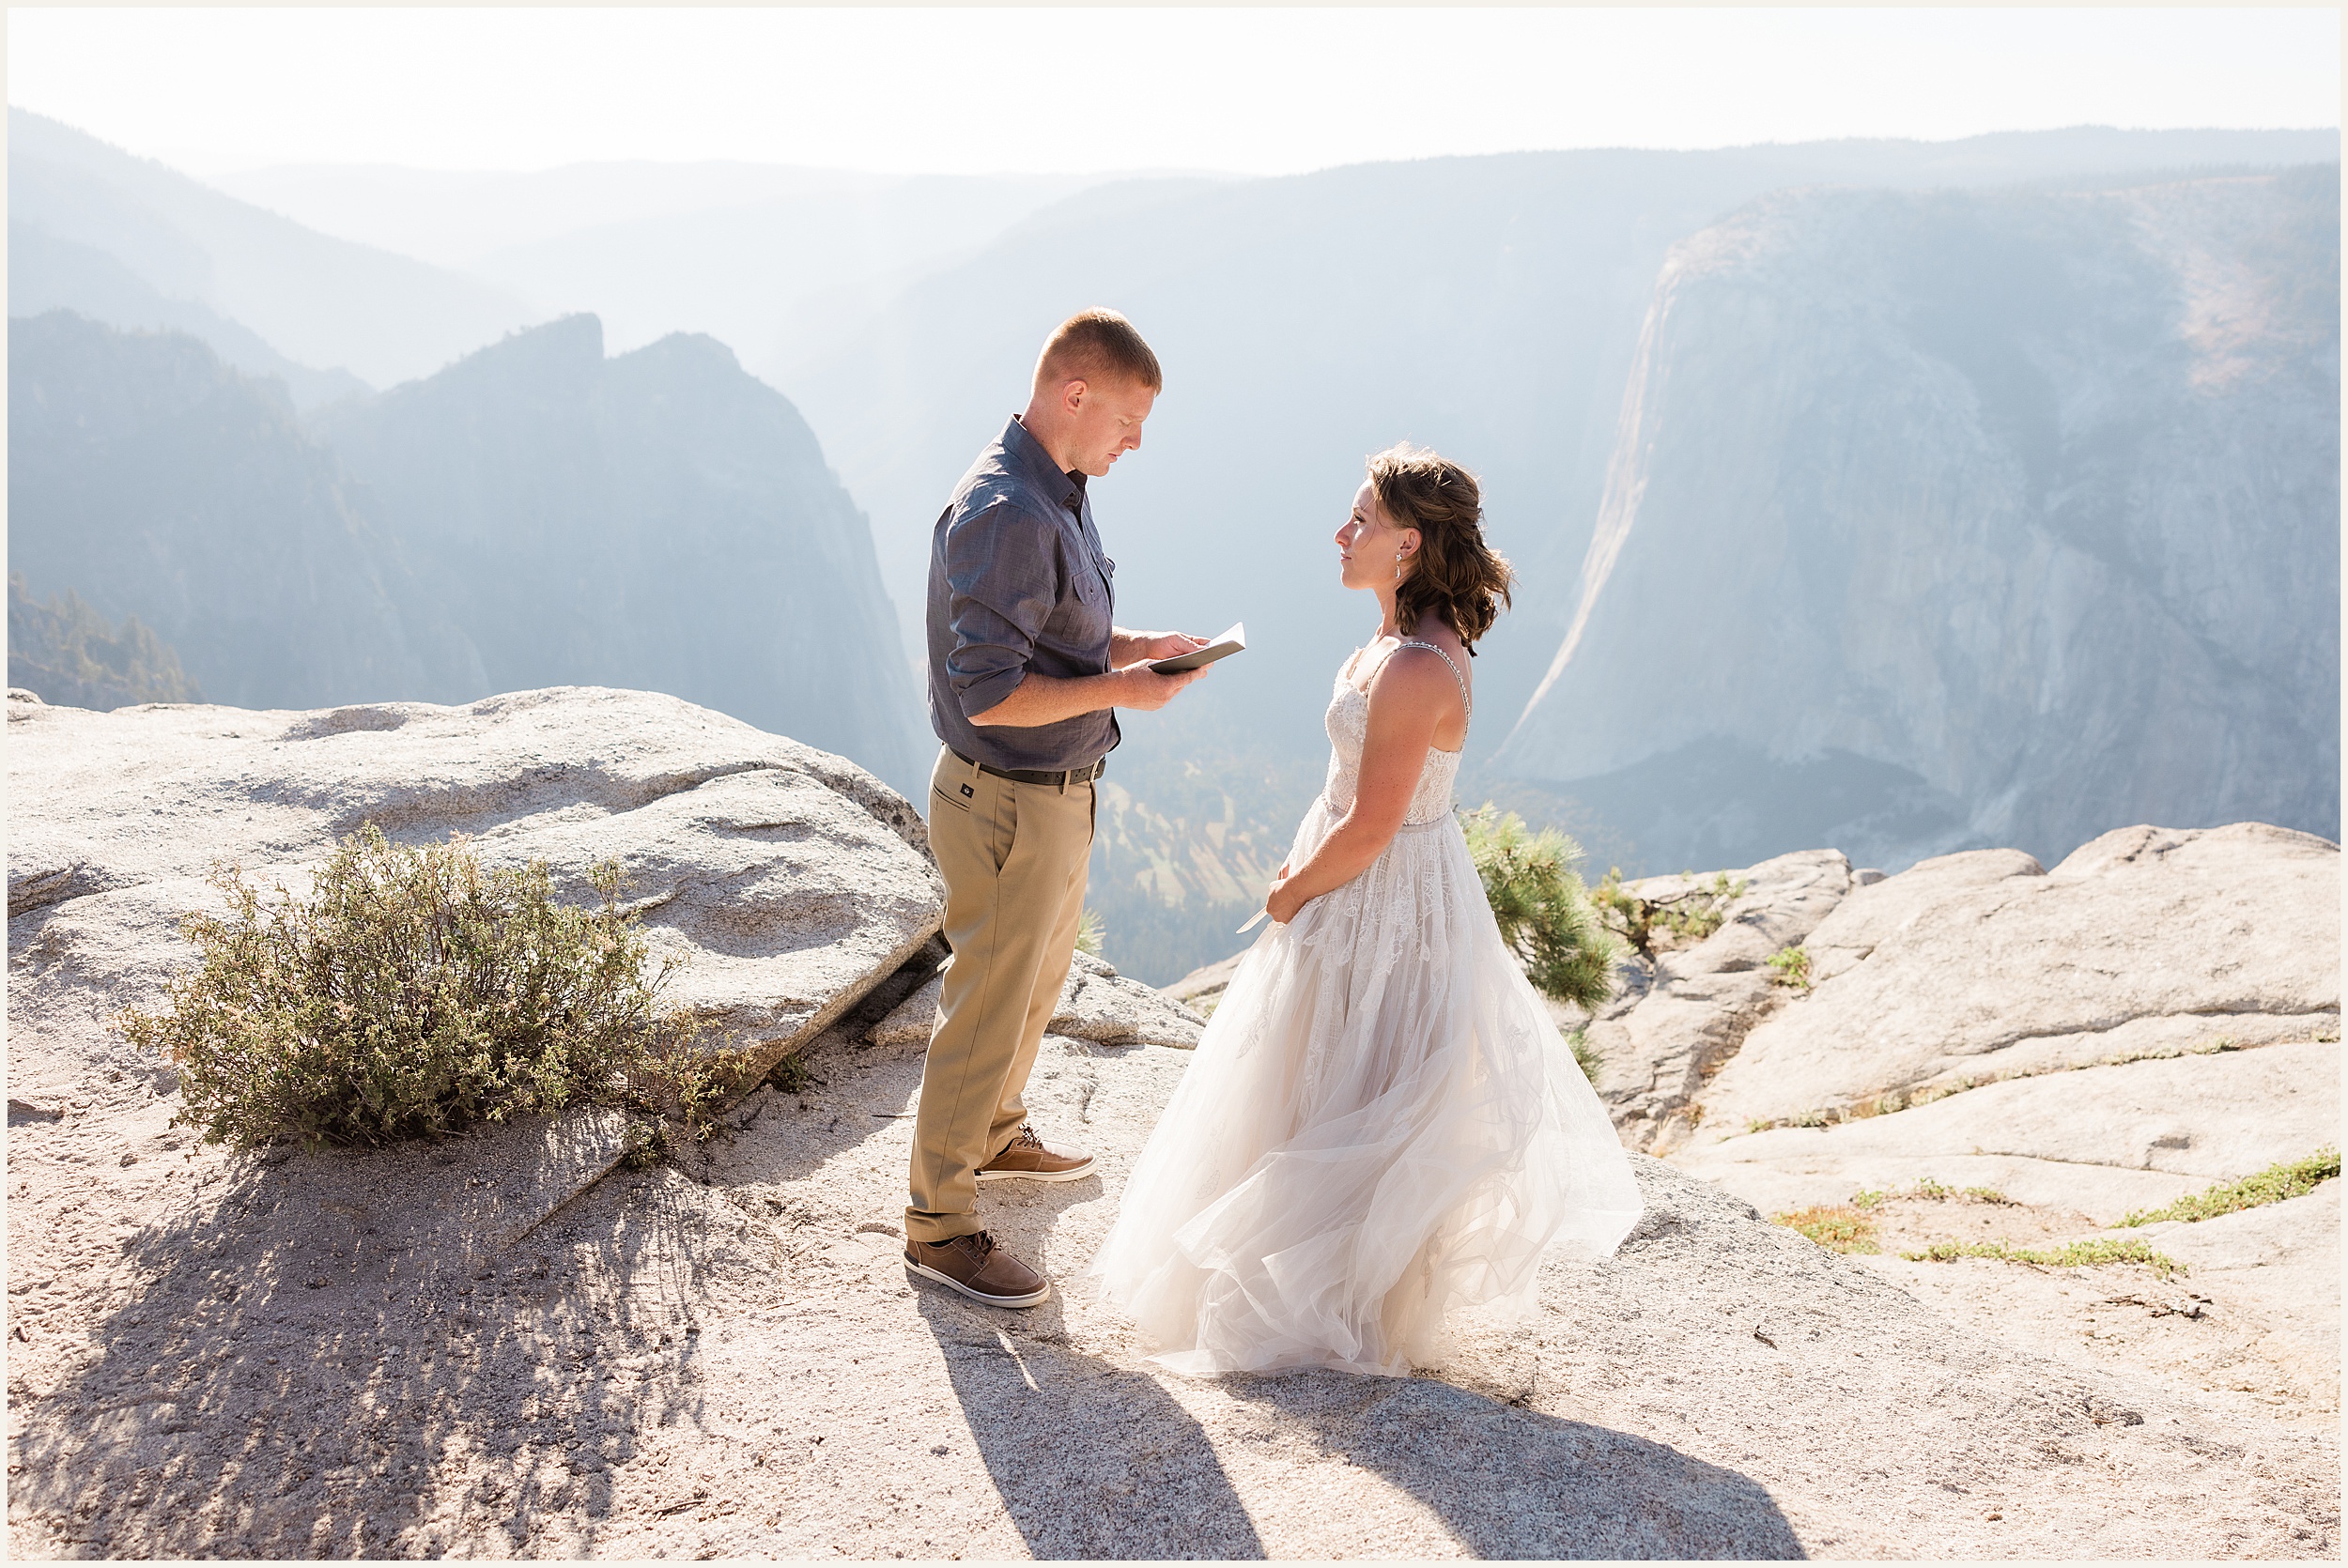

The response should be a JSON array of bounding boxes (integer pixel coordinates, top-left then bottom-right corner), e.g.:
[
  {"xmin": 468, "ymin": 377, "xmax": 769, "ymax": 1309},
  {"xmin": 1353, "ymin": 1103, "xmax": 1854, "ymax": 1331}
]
[{"xmin": 1370, "ymin": 443, "xmax": 1514, "ymax": 653}]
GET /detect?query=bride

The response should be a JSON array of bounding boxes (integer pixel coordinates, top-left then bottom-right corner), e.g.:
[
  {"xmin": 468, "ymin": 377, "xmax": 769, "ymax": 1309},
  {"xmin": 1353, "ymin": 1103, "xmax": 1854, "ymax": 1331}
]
[{"xmin": 1092, "ymin": 443, "xmax": 1642, "ymax": 1377}]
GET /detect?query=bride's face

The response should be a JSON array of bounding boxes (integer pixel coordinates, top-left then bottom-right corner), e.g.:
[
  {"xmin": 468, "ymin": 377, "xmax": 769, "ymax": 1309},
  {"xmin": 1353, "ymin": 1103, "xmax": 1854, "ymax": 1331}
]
[{"xmin": 1335, "ymin": 480, "xmax": 1419, "ymax": 592}]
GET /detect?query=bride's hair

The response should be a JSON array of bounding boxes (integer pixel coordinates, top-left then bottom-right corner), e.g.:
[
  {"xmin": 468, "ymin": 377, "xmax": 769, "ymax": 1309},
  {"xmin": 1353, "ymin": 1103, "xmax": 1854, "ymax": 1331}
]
[{"xmin": 1368, "ymin": 443, "xmax": 1514, "ymax": 653}]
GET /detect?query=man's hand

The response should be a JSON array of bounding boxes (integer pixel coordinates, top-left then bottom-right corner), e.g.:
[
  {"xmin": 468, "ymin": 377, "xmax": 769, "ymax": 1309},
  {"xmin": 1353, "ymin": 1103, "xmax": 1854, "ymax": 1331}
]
[
  {"xmin": 1109, "ymin": 658, "xmax": 1208, "ymax": 713},
  {"xmin": 1110, "ymin": 628, "xmax": 1211, "ymax": 665}
]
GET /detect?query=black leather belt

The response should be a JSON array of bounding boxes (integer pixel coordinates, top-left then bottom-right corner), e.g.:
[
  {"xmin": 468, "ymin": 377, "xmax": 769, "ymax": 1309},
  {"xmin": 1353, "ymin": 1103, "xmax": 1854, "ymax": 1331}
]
[{"xmin": 949, "ymin": 747, "xmax": 1105, "ymax": 788}]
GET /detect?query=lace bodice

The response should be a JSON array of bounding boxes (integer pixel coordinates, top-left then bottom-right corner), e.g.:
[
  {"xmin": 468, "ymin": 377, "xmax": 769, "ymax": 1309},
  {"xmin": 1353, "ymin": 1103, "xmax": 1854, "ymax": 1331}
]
[{"xmin": 1321, "ymin": 640, "xmax": 1470, "ymax": 826}]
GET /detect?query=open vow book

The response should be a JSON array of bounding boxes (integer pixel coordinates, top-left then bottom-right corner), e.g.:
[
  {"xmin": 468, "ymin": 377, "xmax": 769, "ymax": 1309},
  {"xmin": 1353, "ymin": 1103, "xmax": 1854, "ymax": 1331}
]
[{"xmin": 1149, "ymin": 623, "xmax": 1244, "ymax": 674}]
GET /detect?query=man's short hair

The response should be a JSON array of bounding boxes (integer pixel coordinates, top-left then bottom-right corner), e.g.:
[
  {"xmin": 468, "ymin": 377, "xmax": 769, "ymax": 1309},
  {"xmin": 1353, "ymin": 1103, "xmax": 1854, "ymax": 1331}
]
[{"xmin": 1034, "ymin": 308, "xmax": 1163, "ymax": 394}]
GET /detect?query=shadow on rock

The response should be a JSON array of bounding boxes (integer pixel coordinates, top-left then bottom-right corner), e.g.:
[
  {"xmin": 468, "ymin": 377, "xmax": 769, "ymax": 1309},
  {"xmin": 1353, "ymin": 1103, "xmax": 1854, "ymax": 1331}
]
[
  {"xmin": 7, "ymin": 1117, "xmax": 744, "ymax": 1557},
  {"xmin": 1224, "ymin": 1368, "xmax": 1805, "ymax": 1560},
  {"xmin": 912, "ymin": 1285, "xmax": 1267, "ymax": 1560}
]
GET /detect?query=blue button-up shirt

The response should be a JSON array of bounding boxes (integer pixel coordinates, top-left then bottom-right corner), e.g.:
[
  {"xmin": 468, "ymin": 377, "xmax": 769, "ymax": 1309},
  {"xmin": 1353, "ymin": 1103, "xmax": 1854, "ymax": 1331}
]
[{"xmin": 926, "ymin": 416, "xmax": 1120, "ymax": 773}]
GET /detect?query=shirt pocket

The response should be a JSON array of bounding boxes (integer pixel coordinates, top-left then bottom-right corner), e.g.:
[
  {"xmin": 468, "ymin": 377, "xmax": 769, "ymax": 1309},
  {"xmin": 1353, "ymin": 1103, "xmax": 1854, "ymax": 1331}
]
[
  {"xmin": 1072, "ymin": 550, "xmax": 1113, "ymax": 613},
  {"xmin": 1080, "ymin": 552, "xmax": 1115, "ymax": 609}
]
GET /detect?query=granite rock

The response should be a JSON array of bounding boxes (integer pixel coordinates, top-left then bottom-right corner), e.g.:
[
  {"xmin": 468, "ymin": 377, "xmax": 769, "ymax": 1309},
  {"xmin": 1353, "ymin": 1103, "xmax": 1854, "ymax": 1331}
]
[
  {"xmin": 1577, "ymin": 848, "xmax": 1855, "ymax": 1151},
  {"xmin": 1691, "ymin": 823, "xmax": 2340, "ymax": 1138},
  {"xmin": 7, "ymin": 684, "xmax": 945, "ymax": 1109}
]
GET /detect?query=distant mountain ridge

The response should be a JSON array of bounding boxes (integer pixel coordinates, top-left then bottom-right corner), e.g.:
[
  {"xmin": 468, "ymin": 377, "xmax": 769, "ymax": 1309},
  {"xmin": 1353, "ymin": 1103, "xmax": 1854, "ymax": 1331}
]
[
  {"xmin": 209, "ymin": 160, "xmax": 1136, "ymax": 373},
  {"xmin": 317, "ymin": 315, "xmax": 926, "ymax": 786},
  {"xmin": 8, "ymin": 311, "xmax": 926, "ymax": 788},
  {"xmin": 8, "ymin": 108, "xmax": 537, "ymax": 386},
  {"xmin": 8, "ymin": 220, "xmax": 369, "ymax": 410}
]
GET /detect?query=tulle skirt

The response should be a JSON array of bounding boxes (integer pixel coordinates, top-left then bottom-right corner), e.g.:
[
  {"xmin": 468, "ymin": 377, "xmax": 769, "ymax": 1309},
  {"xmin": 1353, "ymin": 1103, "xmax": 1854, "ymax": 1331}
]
[{"xmin": 1090, "ymin": 796, "xmax": 1644, "ymax": 1377}]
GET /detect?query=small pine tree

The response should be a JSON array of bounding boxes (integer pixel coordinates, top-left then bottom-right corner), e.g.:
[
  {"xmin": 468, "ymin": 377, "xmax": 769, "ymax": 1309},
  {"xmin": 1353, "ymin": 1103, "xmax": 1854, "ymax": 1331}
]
[{"xmin": 1459, "ymin": 805, "xmax": 1621, "ymax": 1010}]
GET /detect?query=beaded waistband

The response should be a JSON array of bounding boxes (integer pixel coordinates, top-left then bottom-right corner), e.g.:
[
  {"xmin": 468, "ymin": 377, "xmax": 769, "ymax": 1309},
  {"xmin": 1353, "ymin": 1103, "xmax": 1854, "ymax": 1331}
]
[{"xmin": 1319, "ymin": 794, "xmax": 1456, "ymax": 831}]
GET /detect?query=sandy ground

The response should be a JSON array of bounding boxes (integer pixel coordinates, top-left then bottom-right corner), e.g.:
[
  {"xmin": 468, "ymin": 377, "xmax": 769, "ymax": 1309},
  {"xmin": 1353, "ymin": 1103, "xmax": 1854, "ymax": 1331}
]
[{"xmin": 8, "ymin": 1019, "xmax": 2339, "ymax": 1560}]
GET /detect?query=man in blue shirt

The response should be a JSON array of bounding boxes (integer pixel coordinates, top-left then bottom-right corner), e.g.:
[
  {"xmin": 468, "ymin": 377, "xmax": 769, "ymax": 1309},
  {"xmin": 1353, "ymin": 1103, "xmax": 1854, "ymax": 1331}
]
[{"xmin": 905, "ymin": 309, "xmax": 1208, "ymax": 1308}]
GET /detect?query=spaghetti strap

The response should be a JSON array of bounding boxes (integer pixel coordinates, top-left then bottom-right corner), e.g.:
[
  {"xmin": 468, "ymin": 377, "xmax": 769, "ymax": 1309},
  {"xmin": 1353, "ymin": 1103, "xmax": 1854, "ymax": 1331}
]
[{"xmin": 1392, "ymin": 638, "xmax": 1472, "ymax": 724}]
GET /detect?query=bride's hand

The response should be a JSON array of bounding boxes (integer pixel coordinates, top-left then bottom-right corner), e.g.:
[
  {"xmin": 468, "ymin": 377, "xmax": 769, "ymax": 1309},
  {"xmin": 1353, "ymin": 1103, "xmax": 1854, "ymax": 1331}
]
[{"xmin": 1265, "ymin": 871, "xmax": 1306, "ymax": 926}]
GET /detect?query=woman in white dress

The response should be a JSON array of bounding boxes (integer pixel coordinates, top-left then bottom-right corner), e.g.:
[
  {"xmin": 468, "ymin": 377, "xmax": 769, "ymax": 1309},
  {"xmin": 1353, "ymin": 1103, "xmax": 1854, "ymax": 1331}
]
[{"xmin": 1093, "ymin": 443, "xmax": 1643, "ymax": 1377}]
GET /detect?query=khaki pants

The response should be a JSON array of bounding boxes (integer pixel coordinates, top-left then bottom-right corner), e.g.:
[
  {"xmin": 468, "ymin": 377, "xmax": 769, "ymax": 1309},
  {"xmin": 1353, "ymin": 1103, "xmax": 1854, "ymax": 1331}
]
[{"xmin": 906, "ymin": 746, "xmax": 1093, "ymax": 1244}]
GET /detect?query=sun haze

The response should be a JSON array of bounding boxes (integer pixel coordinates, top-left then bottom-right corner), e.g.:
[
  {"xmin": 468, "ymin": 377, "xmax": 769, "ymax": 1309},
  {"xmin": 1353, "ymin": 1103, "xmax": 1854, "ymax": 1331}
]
[{"xmin": 7, "ymin": 7, "xmax": 2338, "ymax": 178}]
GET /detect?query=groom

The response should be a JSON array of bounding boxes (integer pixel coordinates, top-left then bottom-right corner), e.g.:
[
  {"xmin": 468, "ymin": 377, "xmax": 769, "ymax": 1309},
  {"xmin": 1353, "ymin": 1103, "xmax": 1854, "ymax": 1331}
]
[{"xmin": 904, "ymin": 308, "xmax": 1209, "ymax": 1308}]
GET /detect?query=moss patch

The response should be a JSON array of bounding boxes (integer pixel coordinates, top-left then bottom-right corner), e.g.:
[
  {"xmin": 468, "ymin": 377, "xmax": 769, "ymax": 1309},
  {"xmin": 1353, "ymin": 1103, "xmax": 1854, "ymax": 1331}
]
[
  {"xmin": 1901, "ymin": 1237, "xmax": 2186, "ymax": 1281},
  {"xmin": 1773, "ymin": 1204, "xmax": 1879, "ymax": 1253},
  {"xmin": 2117, "ymin": 1148, "xmax": 2340, "ymax": 1227}
]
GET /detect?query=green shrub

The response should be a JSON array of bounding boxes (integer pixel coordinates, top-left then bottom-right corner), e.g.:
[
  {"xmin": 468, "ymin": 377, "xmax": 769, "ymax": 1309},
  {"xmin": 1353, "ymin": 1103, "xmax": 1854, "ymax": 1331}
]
[
  {"xmin": 1459, "ymin": 805, "xmax": 1620, "ymax": 1009},
  {"xmin": 1567, "ymin": 1027, "xmax": 1603, "ymax": 1083},
  {"xmin": 1590, "ymin": 868, "xmax": 1748, "ymax": 961},
  {"xmin": 1765, "ymin": 945, "xmax": 1813, "ymax": 991},
  {"xmin": 2117, "ymin": 1148, "xmax": 2340, "ymax": 1226},
  {"xmin": 1074, "ymin": 907, "xmax": 1106, "ymax": 958},
  {"xmin": 769, "ymin": 1052, "xmax": 814, "ymax": 1096},
  {"xmin": 117, "ymin": 823, "xmax": 750, "ymax": 1152},
  {"xmin": 1855, "ymin": 1177, "xmax": 2014, "ymax": 1207}
]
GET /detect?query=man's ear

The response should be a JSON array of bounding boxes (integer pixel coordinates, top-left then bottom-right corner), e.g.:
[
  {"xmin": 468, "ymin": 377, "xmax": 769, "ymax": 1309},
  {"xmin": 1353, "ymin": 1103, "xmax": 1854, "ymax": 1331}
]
[{"xmin": 1059, "ymin": 377, "xmax": 1091, "ymax": 414}]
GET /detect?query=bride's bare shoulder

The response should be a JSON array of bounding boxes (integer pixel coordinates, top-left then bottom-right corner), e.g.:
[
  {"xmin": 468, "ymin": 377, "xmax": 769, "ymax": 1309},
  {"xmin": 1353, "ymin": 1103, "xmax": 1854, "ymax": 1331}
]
[{"xmin": 1366, "ymin": 638, "xmax": 1467, "ymax": 717}]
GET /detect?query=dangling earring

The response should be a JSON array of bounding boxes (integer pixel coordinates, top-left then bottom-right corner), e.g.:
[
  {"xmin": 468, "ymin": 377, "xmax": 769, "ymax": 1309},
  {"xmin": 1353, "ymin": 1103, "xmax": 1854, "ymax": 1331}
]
[{"xmin": 1394, "ymin": 551, "xmax": 1404, "ymax": 581}]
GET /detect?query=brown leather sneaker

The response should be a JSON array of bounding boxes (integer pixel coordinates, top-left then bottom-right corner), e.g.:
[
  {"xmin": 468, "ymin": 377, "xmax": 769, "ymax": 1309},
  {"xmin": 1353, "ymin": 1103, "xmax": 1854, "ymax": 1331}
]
[
  {"xmin": 976, "ymin": 1122, "xmax": 1097, "ymax": 1184},
  {"xmin": 903, "ymin": 1230, "xmax": 1051, "ymax": 1308}
]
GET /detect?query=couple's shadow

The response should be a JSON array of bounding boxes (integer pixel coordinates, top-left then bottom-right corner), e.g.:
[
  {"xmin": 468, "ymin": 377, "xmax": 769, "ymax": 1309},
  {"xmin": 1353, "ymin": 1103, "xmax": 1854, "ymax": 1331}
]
[{"xmin": 913, "ymin": 1196, "xmax": 1801, "ymax": 1560}]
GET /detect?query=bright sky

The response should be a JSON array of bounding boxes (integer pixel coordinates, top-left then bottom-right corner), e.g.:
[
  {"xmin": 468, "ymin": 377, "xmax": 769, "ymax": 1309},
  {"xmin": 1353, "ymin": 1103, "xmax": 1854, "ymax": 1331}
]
[{"xmin": 8, "ymin": 7, "xmax": 2339, "ymax": 178}]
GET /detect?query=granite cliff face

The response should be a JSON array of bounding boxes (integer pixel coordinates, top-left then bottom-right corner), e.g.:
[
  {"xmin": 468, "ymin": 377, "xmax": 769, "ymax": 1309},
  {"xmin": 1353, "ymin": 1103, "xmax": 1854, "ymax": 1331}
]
[{"xmin": 1496, "ymin": 168, "xmax": 2340, "ymax": 873}]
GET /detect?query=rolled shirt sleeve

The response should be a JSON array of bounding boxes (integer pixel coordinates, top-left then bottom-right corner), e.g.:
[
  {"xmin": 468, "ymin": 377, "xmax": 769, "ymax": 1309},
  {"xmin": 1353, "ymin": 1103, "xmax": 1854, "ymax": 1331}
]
[{"xmin": 945, "ymin": 501, "xmax": 1062, "ymax": 721}]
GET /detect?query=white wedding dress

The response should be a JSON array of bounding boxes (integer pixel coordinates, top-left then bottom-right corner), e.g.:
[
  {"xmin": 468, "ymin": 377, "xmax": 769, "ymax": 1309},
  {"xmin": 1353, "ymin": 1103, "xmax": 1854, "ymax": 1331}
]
[{"xmin": 1092, "ymin": 640, "xmax": 1644, "ymax": 1377}]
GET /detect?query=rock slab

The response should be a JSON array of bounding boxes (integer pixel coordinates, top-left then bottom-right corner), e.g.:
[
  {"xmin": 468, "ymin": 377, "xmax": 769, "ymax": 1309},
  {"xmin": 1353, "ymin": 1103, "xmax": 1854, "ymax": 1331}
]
[
  {"xmin": 1694, "ymin": 822, "xmax": 2340, "ymax": 1137},
  {"xmin": 8, "ymin": 684, "xmax": 946, "ymax": 1107},
  {"xmin": 1577, "ymin": 848, "xmax": 1855, "ymax": 1151}
]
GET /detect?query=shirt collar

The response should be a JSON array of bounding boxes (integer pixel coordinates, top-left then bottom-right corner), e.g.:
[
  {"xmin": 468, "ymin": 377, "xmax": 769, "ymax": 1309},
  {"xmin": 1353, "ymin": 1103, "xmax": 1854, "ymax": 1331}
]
[{"xmin": 1005, "ymin": 415, "xmax": 1087, "ymax": 517}]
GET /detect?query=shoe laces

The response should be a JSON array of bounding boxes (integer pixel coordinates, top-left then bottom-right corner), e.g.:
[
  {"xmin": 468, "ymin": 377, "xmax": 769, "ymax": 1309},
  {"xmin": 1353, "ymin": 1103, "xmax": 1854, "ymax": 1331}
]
[{"xmin": 1012, "ymin": 1123, "xmax": 1045, "ymax": 1152}]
